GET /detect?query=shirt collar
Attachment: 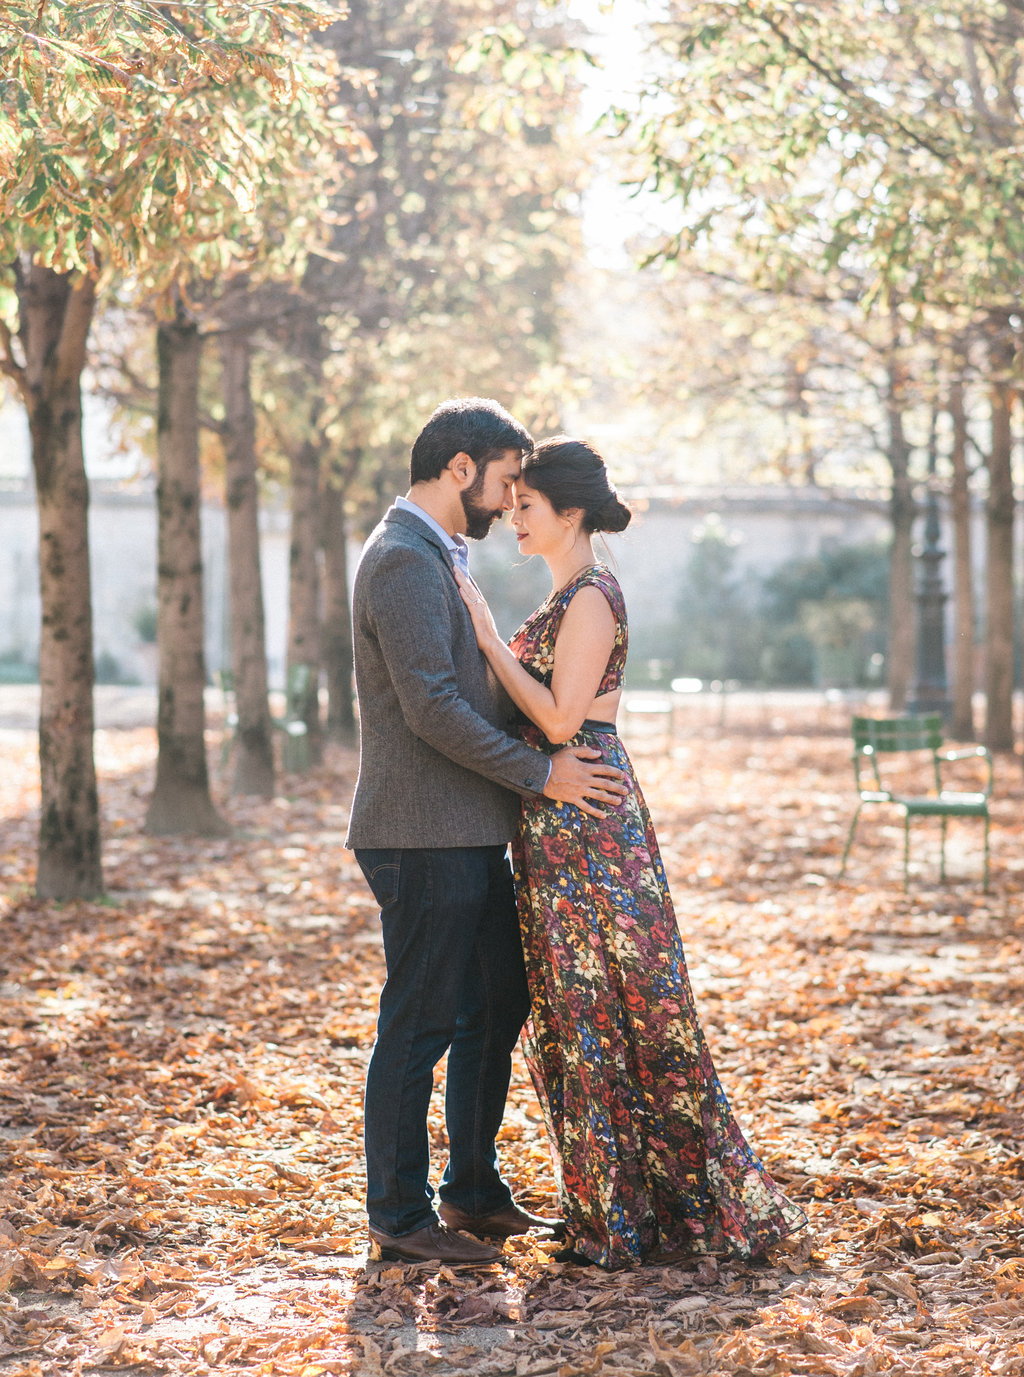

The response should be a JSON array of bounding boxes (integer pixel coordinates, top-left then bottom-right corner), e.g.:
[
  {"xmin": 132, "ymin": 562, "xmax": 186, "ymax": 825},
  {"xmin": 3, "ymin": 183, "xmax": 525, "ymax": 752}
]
[{"xmin": 395, "ymin": 495, "xmax": 469, "ymax": 567}]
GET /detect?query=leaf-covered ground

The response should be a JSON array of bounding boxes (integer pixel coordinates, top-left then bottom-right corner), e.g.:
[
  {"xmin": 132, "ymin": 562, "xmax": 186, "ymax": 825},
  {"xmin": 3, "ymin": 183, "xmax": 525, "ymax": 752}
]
[{"xmin": 1, "ymin": 690, "xmax": 1022, "ymax": 1376}]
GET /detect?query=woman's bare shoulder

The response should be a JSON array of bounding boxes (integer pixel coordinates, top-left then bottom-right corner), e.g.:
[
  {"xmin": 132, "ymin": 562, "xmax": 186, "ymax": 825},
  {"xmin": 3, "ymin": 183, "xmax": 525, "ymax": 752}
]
[{"xmin": 560, "ymin": 582, "xmax": 618, "ymax": 628}]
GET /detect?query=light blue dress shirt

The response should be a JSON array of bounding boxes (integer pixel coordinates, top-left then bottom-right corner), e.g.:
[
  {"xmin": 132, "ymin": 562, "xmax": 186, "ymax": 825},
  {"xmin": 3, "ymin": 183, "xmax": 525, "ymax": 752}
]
[{"xmin": 395, "ymin": 495, "xmax": 470, "ymax": 575}]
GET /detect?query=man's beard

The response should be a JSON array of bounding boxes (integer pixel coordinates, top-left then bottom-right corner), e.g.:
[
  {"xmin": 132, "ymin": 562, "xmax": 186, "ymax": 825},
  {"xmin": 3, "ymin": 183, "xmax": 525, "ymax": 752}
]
[{"xmin": 461, "ymin": 470, "xmax": 503, "ymax": 540}]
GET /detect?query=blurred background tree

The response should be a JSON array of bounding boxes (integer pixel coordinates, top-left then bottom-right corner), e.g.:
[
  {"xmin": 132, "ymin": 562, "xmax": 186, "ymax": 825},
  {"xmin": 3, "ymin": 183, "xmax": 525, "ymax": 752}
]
[
  {"xmin": 0, "ymin": 0, "xmax": 357, "ymax": 883},
  {"xmin": 672, "ymin": 515, "xmax": 758, "ymax": 684}
]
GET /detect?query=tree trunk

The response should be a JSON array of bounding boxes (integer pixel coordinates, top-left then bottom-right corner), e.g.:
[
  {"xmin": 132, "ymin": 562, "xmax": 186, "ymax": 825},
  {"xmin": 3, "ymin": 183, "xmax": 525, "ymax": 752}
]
[
  {"xmin": 786, "ymin": 356, "xmax": 818, "ymax": 485},
  {"xmin": 15, "ymin": 263, "xmax": 103, "ymax": 898},
  {"xmin": 145, "ymin": 311, "xmax": 229, "ymax": 835},
  {"xmin": 320, "ymin": 479, "xmax": 356, "ymax": 744},
  {"xmin": 885, "ymin": 355, "xmax": 914, "ymax": 713},
  {"xmin": 287, "ymin": 435, "xmax": 323, "ymax": 762},
  {"xmin": 220, "ymin": 329, "xmax": 275, "ymax": 795},
  {"xmin": 984, "ymin": 340, "xmax": 1016, "ymax": 752},
  {"xmin": 948, "ymin": 371, "xmax": 976, "ymax": 740}
]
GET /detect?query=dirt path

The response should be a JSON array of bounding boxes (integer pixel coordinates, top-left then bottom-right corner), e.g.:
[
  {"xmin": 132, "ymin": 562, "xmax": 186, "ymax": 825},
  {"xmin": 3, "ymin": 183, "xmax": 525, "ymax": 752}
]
[{"xmin": 1, "ymin": 710, "xmax": 1022, "ymax": 1375}]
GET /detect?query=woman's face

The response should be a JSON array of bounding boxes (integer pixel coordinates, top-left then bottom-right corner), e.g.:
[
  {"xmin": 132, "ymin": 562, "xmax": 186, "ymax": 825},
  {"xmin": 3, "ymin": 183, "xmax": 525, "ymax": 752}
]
[{"xmin": 510, "ymin": 481, "xmax": 581, "ymax": 558}]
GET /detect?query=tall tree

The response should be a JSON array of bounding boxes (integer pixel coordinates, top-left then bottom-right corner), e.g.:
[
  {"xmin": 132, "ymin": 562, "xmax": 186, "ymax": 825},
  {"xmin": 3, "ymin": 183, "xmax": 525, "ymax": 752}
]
[
  {"xmin": 219, "ymin": 313, "xmax": 276, "ymax": 796},
  {"xmin": 320, "ymin": 477, "xmax": 356, "ymax": 744},
  {"xmin": 285, "ymin": 427, "xmax": 324, "ymax": 762},
  {"xmin": 1, "ymin": 0, "xmax": 355, "ymax": 878},
  {"xmin": 984, "ymin": 320, "xmax": 1017, "ymax": 751},
  {"xmin": 947, "ymin": 346, "xmax": 978, "ymax": 740},
  {"xmin": 885, "ymin": 346, "xmax": 915, "ymax": 714},
  {"xmin": 146, "ymin": 304, "xmax": 228, "ymax": 834},
  {"xmin": 3, "ymin": 263, "xmax": 101, "ymax": 896}
]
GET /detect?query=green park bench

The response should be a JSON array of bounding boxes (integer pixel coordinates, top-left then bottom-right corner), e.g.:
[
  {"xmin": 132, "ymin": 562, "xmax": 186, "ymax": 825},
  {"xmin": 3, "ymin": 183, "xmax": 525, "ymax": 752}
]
[
  {"xmin": 274, "ymin": 663, "xmax": 313, "ymax": 772},
  {"xmin": 217, "ymin": 663, "xmax": 313, "ymax": 772},
  {"xmin": 216, "ymin": 668, "xmax": 239, "ymax": 766},
  {"xmin": 839, "ymin": 713, "xmax": 992, "ymax": 890}
]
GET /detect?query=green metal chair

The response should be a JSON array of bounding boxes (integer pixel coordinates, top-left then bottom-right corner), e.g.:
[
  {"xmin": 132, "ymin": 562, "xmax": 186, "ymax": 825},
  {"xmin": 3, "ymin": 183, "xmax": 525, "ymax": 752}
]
[
  {"xmin": 215, "ymin": 668, "xmax": 238, "ymax": 765},
  {"xmin": 273, "ymin": 663, "xmax": 313, "ymax": 772},
  {"xmin": 840, "ymin": 714, "xmax": 992, "ymax": 890}
]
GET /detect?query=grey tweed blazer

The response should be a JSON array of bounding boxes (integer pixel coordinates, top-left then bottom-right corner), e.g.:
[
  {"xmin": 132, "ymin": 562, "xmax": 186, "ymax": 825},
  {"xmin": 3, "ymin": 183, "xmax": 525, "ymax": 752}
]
[{"xmin": 344, "ymin": 505, "xmax": 550, "ymax": 849}]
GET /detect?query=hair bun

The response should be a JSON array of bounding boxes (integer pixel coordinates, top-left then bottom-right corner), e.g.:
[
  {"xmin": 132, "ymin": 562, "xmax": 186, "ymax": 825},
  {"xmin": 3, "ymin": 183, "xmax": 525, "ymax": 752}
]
[
  {"xmin": 522, "ymin": 436, "xmax": 630, "ymax": 535},
  {"xmin": 593, "ymin": 493, "xmax": 632, "ymax": 534}
]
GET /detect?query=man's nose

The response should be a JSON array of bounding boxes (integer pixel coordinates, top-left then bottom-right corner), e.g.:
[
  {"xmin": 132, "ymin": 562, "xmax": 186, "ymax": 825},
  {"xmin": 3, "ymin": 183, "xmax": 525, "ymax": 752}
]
[{"xmin": 501, "ymin": 490, "xmax": 515, "ymax": 511}]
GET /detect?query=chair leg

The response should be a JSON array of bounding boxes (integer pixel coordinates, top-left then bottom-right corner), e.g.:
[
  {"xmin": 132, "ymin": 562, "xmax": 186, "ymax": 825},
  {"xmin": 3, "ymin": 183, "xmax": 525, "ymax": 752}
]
[
  {"xmin": 903, "ymin": 814, "xmax": 911, "ymax": 891},
  {"xmin": 220, "ymin": 715, "xmax": 237, "ymax": 767},
  {"xmin": 983, "ymin": 814, "xmax": 990, "ymax": 891},
  {"xmin": 939, "ymin": 815, "xmax": 947, "ymax": 884},
  {"xmin": 282, "ymin": 724, "xmax": 311, "ymax": 773},
  {"xmin": 840, "ymin": 805, "xmax": 862, "ymax": 879}
]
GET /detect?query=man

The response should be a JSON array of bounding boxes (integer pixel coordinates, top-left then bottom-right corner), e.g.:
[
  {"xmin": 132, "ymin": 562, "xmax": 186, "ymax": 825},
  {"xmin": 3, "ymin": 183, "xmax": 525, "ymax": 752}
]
[{"xmin": 345, "ymin": 397, "xmax": 626, "ymax": 1265}]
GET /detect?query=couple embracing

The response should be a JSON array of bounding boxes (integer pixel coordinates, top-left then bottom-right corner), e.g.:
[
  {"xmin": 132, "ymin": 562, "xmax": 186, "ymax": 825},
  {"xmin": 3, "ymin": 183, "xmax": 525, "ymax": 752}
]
[{"xmin": 345, "ymin": 397, "xmax": 805, "ymax": 1271}]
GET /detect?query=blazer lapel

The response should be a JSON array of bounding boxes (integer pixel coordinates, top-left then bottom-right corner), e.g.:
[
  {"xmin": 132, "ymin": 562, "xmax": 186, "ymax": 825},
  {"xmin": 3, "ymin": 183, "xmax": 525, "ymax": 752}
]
[{"xmin": 385, "ymin": 505, "xmax": 457, "ymax": 575}]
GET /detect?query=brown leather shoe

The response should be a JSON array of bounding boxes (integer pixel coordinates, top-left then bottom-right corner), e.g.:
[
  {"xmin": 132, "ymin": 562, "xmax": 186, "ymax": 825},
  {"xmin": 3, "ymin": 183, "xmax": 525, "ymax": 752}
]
[
  {"xmin": 438, "ymin": 1200, "xmax": 566, "ymax": 1241},
  {"xmin": 367, "ymin": 1219, "xmax": 502, "ymax": 1265}
]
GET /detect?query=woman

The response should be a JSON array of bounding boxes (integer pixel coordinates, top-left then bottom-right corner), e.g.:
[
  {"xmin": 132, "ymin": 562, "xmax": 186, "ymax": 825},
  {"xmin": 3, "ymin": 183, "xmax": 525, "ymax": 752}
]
[{"xmin": 456, "ymin": 436, "xmax": 807, "ymax": 1270}]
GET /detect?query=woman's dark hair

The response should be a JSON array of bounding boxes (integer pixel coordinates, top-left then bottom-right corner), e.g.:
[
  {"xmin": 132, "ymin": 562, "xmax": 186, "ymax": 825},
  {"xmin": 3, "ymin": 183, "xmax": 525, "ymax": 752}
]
[
  {"xmin": 410, "ymin": 397, "xmax": 533, "ymax": 483},
  {"xmin": 521, "ymin": 437, "xmax": 632, "ymax": 534}
]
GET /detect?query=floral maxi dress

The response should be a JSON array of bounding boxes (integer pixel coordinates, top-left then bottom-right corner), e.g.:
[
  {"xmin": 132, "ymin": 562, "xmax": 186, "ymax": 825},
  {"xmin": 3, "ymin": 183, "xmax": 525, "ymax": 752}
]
[{"xmin": 509, "ymin": 565, "xmax": 807, "ymax": 1269}]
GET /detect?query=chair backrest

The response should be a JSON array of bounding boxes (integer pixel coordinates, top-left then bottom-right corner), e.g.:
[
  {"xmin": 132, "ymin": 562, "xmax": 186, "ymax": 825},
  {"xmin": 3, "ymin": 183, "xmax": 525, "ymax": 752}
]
[
  {"xmin": 852, "ymin": 714, "xmax": 943, "ymax": 753},
  {"xmin": 286, "ymin": 663, "xmax": 312, "ymax": 714}
]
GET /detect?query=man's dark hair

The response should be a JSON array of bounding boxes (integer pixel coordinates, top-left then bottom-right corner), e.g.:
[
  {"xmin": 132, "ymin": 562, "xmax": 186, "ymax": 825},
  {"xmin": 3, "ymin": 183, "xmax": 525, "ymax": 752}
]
[{"xmin": 410, "ymin": 397, "xmax": 533, "ymax": 483}]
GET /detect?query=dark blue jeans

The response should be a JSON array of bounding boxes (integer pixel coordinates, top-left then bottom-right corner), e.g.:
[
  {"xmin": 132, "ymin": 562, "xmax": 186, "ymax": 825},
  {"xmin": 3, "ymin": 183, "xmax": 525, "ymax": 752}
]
[{"xmin": 355, "ymin": 845, "xmax": 530, "ymax": 1237}]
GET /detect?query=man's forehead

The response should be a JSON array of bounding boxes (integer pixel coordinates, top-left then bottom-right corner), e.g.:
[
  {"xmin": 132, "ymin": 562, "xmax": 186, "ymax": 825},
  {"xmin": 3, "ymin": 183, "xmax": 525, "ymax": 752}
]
[{"xmin": 492, "ymin": 448, "xmax": 524, "ymax": 478}]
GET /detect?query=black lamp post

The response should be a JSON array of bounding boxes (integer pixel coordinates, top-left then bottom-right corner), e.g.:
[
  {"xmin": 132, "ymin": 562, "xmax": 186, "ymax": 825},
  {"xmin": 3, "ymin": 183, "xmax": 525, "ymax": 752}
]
[{"xmin": 908, "ymin": 451, "xmax": 950, "ymax": 718}]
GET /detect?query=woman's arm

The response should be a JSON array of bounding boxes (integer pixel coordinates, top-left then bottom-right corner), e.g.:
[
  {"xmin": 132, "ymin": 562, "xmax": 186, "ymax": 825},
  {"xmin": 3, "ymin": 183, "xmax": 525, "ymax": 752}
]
[{"xmin": 456, "ymin": 570, "xmax": 616, "ymax": 744}]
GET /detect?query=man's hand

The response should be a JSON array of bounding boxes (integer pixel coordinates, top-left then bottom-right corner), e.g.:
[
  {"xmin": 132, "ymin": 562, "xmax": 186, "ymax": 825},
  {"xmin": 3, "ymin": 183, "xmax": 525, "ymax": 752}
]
[{"xmin": 543, "ymin": 745, "xmax": 629, "ymax": 819}]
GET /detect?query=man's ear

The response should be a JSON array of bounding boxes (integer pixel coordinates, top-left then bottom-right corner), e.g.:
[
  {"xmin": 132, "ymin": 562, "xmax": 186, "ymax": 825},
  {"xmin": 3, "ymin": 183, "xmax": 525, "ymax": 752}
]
[{"xmin": 447, "ymin": 451, "xmax": 477, "ymax": 488}]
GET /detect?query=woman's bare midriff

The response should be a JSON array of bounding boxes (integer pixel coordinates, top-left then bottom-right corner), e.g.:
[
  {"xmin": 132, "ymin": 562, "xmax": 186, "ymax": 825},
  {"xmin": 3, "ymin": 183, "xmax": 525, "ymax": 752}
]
[{"xmin": 586, "ymin": 690, "xmax": 621, "ymax": 724}]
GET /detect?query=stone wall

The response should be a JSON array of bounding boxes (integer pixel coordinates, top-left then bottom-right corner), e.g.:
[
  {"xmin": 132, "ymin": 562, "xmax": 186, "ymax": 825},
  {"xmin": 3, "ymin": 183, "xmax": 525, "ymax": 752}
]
[
  {"xmin": 0, "ymin": 484, "xmax": 287, "ymax": 687},
  {"xmin": 1, "ymin": 479, "xmax": 987, "ymax": 688}
]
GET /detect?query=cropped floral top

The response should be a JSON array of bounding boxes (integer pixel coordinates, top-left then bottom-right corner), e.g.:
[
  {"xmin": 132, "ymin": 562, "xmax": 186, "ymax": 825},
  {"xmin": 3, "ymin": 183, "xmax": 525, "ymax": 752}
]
[{"xmin": 508, "ymin": 564, "xmax": 628, "ymax": 695}]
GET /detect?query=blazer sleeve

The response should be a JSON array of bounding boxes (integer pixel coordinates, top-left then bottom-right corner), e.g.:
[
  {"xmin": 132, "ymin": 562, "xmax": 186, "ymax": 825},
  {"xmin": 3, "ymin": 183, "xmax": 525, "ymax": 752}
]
[{"xmin": 364, "ymin": 541, "xmax": 550, "ymax": 797}]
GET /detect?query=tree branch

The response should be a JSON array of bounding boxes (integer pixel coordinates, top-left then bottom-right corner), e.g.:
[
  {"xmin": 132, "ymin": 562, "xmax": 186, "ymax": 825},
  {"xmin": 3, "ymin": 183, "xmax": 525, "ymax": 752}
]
[
  {"xmin": 0, "ymin": 315, "xmax": 30, "ymax": 404},
  {"xmin": 97, "ymin": 353, "xmax": 157, "ymax": 408},
  {"xmin": 55, "ymin": 275, "xmax": 97, "ymax": 390},
  {"xmin": 98, "ymin": 385, "xmax": 225, "ymax": 437},
  {"xmin": 100, "ymin": 388, "xmax": 157, "ymax": 418},
  {"xmin": 2, "ymin": 24, "xmax": 139, "ymax": 88},
  {"xmin": 199, "ymin": 411, "xmax": 228, "ymax": 438},
  {"xmin": 747, "ymin": 3, "xmax": 955, "ymax": 165}
]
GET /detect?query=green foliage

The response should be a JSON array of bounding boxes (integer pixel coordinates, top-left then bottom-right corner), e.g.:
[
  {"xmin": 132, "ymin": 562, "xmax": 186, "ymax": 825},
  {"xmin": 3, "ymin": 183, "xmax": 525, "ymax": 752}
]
[
  {"xmin": 630, "ymin": 2, "xmax": 1024, "ymax": 317},
  {"xmin": 760, "ymin": 541, "xmax": 890, "ymax": 686},
  {"xmin": 131, "ymin": 603, "xmax": 158, "ymax": 644},
  {"xmin": 0, "ymin": 649, "xmax": 37, "ymax": 683},
  {"xmin": 94, "ymin": 649, "xmax": 130, "ymax": 685},
  {"xmin": 0, "ymin": 1, "xmax": 361, "ymax": 300},
  {"xmin": 660, "ymin": 530, "xmax": 890, "ymax": 688},
  {"xmin": 258, "ymin": 0, "xmax": 588, "ymax": 522},
  {"xmin": 762, "ymin": 541, "xmax": 891, "ymax": 626},
  {"xmin": 672, "ymin": 514, "xmax": 764, "ymax": 682}
]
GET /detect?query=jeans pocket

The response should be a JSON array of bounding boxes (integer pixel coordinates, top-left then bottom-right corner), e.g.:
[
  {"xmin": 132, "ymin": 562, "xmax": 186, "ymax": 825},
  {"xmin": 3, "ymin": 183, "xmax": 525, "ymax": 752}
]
[{"xmin": 356, "ymin": 849, "xmax": 401, "ymax": 908}]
